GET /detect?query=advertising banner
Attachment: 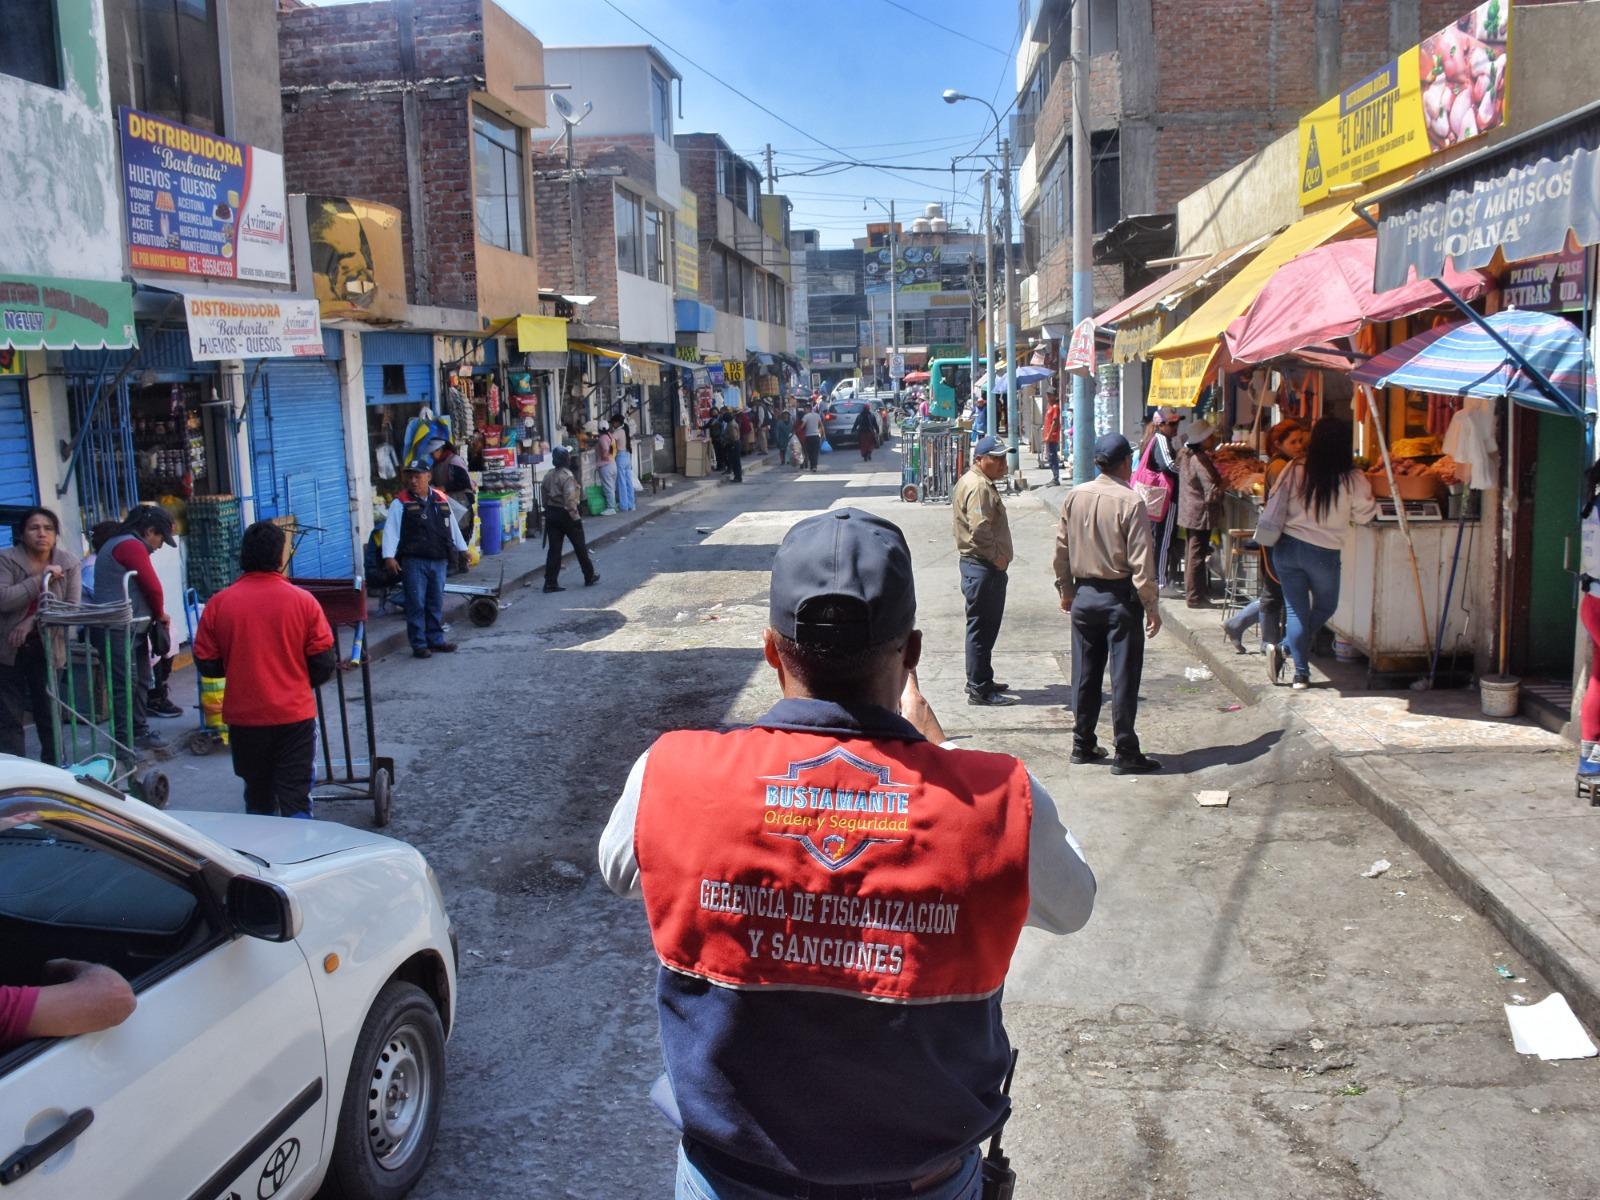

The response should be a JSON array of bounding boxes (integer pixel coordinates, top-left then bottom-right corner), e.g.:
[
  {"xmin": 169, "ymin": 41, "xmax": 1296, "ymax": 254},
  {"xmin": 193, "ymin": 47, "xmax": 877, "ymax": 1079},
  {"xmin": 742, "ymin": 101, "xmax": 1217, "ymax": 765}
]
[
  {"xmin": 864, "ymin": 244, "xmax": 944, "ymax": 295},
  {"xmin": 676, "ymin": 189, "xmax": 700, "ymax": 298},
  {"xmin": 121, "ymin": 108, "xmax": 291, "ymax": 284},
  {"xmin": 0, "ymin": 275, "xmax": 136, "ymax": 351},
  {"xmin": 1064, "ymin": 318, "xmax": 1096, "ymax": 376},
  {"xmin": 304, "ymin": 196, "xmax": 406, "ymax": 320},
  {"xmin": 1299, "ymin": 2, "xmax": 1511, "ymax": 206},
  {"xmin": 1502, "ymin": 247, "xmax": 1589, "ymax": 313},
  {"xmin": 184, "ymin": 294, "xmax": 323, "ymax": 360}
]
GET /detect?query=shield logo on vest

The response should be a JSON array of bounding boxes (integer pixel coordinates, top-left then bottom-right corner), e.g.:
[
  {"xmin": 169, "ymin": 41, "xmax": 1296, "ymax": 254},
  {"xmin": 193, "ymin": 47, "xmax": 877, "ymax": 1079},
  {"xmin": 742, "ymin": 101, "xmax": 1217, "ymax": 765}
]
[{"xmin": 761, "ymin": 746, "xmax": 910, "ymax": 871}]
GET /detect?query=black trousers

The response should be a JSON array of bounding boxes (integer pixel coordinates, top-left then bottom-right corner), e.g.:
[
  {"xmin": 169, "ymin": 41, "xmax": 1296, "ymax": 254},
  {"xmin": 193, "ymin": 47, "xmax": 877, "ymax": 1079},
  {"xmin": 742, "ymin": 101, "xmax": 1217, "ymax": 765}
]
[
  {"xmin": 723, "ymin": 440, "xmax": 743, "ymax": 482},
  {"xmin": 230, "ymin": 718, "xmax": 317, "ymax": 818},
  {"xmin": 1259, "ymin": 546, "xmax": 1285, "ymax": 645},
  {"xmin": 803, "ymin": 435, "xmax": 821, "ymax": 470},
  {"xmin": 544, "ymin": 508, "xmax": 596, "ymax": 586},
  {"xmin": 1071, "ymin": 581, "xmax": 1146, "ymax": 760},
  {"xmin": 0, "ymin": 635, "xmax": 58, "ymax": 765},
  {"xmin": 959, "ymin": 558, "xmax": 1008, "ymax": 696}
]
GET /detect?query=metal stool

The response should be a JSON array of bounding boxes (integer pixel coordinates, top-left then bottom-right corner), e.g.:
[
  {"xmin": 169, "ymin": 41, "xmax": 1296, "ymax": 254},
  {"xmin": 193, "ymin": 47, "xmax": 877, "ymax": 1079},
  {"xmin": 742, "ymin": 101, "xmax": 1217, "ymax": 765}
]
[{"xmin": 1221, "ymin": 530, "xmax": 1260, "ymax": 621}]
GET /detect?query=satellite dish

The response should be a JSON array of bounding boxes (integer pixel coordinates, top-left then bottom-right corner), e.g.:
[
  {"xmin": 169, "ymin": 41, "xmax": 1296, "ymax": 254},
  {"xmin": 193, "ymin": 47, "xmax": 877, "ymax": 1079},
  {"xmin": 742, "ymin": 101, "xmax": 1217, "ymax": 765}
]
[{"xmin": 552, "ymin": 93, "xmax": 592, "ymax": 126}]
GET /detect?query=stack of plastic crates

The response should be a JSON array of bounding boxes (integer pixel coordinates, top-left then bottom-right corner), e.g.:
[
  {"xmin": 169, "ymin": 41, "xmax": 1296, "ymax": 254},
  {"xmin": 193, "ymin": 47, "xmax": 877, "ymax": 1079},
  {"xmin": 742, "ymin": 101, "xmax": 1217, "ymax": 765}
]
[{"xmin": 186, "ymin": 495, "xmax": 242, "ymax": 600}]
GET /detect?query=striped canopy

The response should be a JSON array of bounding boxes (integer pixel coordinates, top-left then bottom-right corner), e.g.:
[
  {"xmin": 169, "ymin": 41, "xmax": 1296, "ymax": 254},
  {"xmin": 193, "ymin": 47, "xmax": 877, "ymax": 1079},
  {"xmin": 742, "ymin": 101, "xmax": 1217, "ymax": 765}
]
[{"xmin": 1359, "ymin": 310, "xmax": 1593, "ymax": 418}]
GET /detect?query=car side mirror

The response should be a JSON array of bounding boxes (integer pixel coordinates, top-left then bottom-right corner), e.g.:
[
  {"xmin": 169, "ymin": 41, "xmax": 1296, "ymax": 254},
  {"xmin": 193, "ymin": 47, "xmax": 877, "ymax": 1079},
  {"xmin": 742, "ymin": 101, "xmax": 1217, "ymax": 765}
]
[{"xmin": 226, "ymin": 876, "xmax": 302, "ymax": 942}]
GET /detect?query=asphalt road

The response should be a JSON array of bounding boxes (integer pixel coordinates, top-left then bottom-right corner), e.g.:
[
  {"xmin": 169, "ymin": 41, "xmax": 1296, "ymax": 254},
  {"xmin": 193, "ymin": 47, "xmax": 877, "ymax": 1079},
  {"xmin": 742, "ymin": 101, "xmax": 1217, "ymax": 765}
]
[{"xmin": 169, "ymin": 444, "xmax": 1600, "ymax": 1198}]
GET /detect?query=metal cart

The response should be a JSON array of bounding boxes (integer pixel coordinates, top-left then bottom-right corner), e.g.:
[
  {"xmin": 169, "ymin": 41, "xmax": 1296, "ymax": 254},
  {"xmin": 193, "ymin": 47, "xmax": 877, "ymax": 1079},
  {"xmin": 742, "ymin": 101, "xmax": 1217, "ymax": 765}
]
[
  {"xmin": 900, "ymin": 421, "xmax": 969, "ymax": 504},
  {"xmin": 37, "ymin": 580, "xmax": 170, "ymax": 808},
  {"xmin": 298, "ymin": 577, "xmax": 396, "ymax": 827},
  {"xmin": 374, "ymin": 561, "xmax": 506, "ymax": 628}
]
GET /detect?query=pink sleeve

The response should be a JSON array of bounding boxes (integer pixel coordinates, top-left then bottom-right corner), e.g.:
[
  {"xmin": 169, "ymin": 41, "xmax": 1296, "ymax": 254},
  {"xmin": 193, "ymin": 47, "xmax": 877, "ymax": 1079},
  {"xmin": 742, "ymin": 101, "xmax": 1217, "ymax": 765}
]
[
  {"xmin": 0, "ymin": 985, "xmax": 40, "ymax": 1050},
  {"xmin": 110, "ymin": 540, "xmax": 166, "ymax": 621}
]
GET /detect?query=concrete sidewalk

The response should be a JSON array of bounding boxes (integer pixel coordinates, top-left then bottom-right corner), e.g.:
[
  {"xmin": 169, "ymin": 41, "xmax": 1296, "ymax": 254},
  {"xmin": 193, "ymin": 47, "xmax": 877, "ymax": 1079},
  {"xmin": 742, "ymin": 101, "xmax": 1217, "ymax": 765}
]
[{"xmin": 1027, "ymin": 476, "xmax": 1600, "ymax": 1038}]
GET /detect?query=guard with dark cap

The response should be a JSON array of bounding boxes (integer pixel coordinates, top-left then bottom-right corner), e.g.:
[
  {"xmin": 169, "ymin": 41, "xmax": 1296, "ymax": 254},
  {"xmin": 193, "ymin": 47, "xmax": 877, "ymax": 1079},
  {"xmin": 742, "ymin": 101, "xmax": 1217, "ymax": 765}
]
[
  {"xmin": 381, "ymin": 458, "xmax": 469, "ymax": 658},
  {"xmin": 951, "ymin": 434, "xmax": 1016, "ymax": 705},
  {"xmin": 1053, "ymin": 432, "xmax": 1163, "ymax": 775},
  {"xmin": 600, "ymin": 508, "xmax": 1096, "ymax": 1200}
]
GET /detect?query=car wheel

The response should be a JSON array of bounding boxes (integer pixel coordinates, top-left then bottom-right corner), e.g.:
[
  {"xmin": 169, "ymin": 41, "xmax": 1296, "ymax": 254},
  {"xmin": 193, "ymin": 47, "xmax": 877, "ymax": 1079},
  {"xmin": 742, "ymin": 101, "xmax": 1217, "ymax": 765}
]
[{"xmin": 323, "ymin": 980, "xmax": 446, "ymax": 1200}]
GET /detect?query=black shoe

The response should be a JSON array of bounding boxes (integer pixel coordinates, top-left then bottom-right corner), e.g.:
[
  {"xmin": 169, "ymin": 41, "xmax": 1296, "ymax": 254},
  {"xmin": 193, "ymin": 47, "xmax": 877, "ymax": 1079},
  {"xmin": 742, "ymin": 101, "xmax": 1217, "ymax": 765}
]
[
  {"xmin": 148, "ymin": 698, "xmax": 185, "ymax": 719},
  {"xmin": 412, "ymin": 647, "xmax": 433, "ymax": 659},
  {"xmin": 584, "ymin": 575, "xmax": 600, "ymax": 586},
  {"xmin": 1265, "ymin": 643, "xmax": 1285, "ymax": 686},
  {"xmin": 543, "ymin": 585, "xmax": 566, "ymax": 593},
  {"xmin": 986, "ymin": 681, "xmax": 1010, "ymax": 694},
  {"xmin": 967, "ymin": 690, "xmax": 1018, "ymax": 707},
  {"xmin": 1069, "ymin": 746, "xmax": 1109, "ymax": 765},
  {"xmin": 1110, "ymin": 754, "xmax": 1162, "ymax": 775},
  {"xmin": 430, "ymin": 642, "xmax": 458, "ymax": 653}
]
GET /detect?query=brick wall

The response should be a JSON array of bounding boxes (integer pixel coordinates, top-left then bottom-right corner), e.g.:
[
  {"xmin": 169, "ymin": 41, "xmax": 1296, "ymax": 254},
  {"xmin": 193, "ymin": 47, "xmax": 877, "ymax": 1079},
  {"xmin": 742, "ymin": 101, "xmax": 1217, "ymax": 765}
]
[
  {"xmin": 532, "ymin": 135, "xmax": 661, "ymax": 328},
  {"xmin": 278, "ymin": 0, "xmax": 488, "ymax": 310}
]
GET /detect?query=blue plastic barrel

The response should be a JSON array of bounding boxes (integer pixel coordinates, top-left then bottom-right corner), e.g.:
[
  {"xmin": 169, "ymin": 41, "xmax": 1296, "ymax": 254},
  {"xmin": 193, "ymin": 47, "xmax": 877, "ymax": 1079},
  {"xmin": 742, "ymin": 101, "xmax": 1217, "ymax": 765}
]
[{"xmin": 479, "ymin": 498, "xmax": 503, "ymax": 555}]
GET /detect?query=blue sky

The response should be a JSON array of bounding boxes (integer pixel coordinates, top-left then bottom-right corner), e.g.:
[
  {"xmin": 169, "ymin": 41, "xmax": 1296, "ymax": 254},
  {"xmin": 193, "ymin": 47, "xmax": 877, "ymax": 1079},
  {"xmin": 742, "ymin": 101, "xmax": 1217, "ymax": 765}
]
[{"xmin": 312, "ymin": 0, "xmax": 1020, "ymax": 247}]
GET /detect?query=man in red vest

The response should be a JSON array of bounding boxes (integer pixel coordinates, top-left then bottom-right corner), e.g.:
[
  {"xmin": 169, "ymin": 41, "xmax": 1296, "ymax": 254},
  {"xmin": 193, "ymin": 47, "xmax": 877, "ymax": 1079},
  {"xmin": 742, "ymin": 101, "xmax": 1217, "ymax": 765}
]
[{"xmin": 600, "ymin": 508, "xmax": 1096, "ymax": 1200}]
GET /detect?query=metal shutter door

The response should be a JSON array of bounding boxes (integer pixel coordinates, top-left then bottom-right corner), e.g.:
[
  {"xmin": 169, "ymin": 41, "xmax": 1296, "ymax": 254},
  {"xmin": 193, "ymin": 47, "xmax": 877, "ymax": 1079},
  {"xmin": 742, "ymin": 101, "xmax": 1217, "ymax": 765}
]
[
  {"xmin": 249, "ymin": 360, "xmax": 355, "ymax": 578},
  {"xmin": 0, "ymin": 379, "xmax": 38, "ymax": 548}
]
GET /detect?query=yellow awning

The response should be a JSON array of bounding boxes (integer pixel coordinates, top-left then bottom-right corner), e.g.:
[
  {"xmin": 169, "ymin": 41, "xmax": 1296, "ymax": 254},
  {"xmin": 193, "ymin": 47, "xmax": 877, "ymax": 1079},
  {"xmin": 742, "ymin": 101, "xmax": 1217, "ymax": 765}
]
[
  {"xmin": 511, "ymin": 314, "xmax": 568, "ymax": 353},
  {"xmin": 1148, "ymin": 203, "xmax": 1361, "ymax": 407}
]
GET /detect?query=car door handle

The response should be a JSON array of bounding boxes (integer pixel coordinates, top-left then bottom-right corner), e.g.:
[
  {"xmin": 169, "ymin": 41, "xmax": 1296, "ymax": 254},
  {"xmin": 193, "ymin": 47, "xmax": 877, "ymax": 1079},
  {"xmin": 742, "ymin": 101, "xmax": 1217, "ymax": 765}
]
[{"xmin": 0, "ymin": 1108, "xmax": 94, "ymax": 1185}]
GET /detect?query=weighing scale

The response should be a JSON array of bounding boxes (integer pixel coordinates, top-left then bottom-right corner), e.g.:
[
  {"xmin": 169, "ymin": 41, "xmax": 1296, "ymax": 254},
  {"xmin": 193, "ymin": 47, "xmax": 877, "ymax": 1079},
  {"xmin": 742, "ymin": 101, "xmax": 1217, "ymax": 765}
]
[{"xmin": 1375, "ymin": 498, "xmax": 1443, "ymax": 522}]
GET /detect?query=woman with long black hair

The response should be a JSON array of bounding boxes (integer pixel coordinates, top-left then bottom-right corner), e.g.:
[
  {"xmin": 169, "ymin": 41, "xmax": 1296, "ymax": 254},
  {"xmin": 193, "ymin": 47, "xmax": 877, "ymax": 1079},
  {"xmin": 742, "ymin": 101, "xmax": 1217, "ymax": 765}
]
[
  {"xmin": 1271, "ymin": 418, "xmax": 1378, "ymax": 688},
  {"xmin": 0, "ymin": 507, "xmax": 81, "ymax": 764}
]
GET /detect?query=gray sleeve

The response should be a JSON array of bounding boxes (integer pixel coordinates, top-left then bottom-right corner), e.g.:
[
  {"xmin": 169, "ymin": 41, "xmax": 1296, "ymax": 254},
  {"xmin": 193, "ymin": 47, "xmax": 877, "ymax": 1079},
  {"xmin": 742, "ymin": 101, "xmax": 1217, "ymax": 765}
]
[
  {"xmin": 598, "ymin": 751, "xmax": 650, "ymax": 899},
  {"xmin": 1023, "ymin": 771, "xmax": 1096, "ymax": 933}
]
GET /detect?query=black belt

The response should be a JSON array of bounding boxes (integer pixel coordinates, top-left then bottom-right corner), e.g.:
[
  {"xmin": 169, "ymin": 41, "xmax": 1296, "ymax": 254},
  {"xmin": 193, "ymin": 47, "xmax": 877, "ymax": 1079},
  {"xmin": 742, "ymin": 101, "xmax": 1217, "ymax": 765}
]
[
  {"xmin": 1074, "ymin": 576, "xmax": 1133, "ymax": 589},
  {"xmin": 684, "ymin": 1140, "xmax": 965, "ymax": 1199}
]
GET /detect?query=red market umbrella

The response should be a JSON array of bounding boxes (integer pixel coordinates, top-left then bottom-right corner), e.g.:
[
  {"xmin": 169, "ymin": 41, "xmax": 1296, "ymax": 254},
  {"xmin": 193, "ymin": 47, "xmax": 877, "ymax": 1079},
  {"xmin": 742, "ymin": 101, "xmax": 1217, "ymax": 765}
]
[
  {"xmin": 1222, "ymin": 239, "xmax": 1493, "ymax": 365},
  {"xmin": 902, "ymin": 370, "xmax": 930, "ymax": 383}
]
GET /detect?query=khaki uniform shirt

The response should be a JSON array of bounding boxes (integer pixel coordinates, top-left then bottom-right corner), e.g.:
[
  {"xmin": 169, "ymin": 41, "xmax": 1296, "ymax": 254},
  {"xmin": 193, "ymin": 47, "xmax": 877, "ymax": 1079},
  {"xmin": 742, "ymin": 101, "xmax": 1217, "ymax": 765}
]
[
  {"xmin": 540, "ymin": 466, "xmax": 582, "ymax": 519},
  {"xmin": 951, "ymin": 464, "xmax": 1012, "ymax": 569},
  {"xmin": 1052, "ymin": 473, "xmax": 1158, "ymax": 618}
]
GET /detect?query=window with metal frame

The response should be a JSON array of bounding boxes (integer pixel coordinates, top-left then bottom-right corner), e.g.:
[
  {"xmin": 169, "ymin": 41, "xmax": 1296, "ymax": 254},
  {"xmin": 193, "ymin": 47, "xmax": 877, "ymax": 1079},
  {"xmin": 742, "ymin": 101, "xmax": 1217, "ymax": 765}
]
[
  {"xmin": 474, "ymin": 105, "xmax": 526, "ymax": 254},
  {"xmin": 0, "ymin": 0, "xmax": 61, "ymax": 89},
  {"xmin": 651, "ymin": 69, "xmax": 671, "ymax": 141},
  {"xmin": 105, "ymin": 0, "xmax": 223, "ymax": 133},
  {"xmin": 616, "ymin": 189, "xmax": 644, "ymax": 276}
]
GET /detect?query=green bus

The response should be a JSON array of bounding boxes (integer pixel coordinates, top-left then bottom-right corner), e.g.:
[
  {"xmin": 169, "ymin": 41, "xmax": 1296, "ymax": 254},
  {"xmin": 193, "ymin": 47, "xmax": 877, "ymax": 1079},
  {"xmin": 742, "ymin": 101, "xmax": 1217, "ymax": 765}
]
[{"xmin": 928, "ymin": 356, "xmax": 985, "ymax": 420}]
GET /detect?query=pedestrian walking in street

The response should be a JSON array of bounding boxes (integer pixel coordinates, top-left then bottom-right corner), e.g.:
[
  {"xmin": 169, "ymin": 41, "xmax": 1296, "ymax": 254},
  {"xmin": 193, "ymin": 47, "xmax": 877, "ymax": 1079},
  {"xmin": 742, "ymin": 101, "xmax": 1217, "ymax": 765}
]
[
  {"xmin": 193, "ymin": 521, "xmax": 336, "ymax": 818},
  {"xmin": 1053, "ymin": 433, "xmax": 1163, "ymax": 775},
  {"xmin": 800, "ymin": 404, "xmax": 823, "ymax": 471},
  {"xmin": 599, "ymin": 507, "xmax": 1096, "ymax": 1200},
  {"xmin": 1142, "ymin": 408, "xmax": 1182, "ymax": 593},
  {"xmin": 721, "ymin": 408, "xmax": 744, "ymax": 483},
  {"xmin": 852, "ymin": 403, "xmax": 878, "ymax": 461},
  {"xmin": 382, "ymin": 461, "xmax": 468, "ymax": 658},
  {"xmin": 1269, "ymin": 418, "xmax": 1377, "ymax": 689},
  {"xmin": 773, "ymin": 408, "xmax": 792, "ymax": 462},
  {"xmin": 737, "ymin": 407, "xmax": 755, "ymax": 455},
  {"xmin": 952, "ymin": 435, "xmax": 1015, "ymax": 706},
  {"xmin": 611, "ymin": 415, "xmax": 637, "ymax": 512},
  {"xmin": 1177, "ymin": 418, "xmax": 1223, "ymax": 608},
  {"xmin": 540, "ymin": 446, "xmax": 599, "ymax": 593},
  {"xmin": 90, "ymin": 505, "xmax": 176, "ymax": 754},
  {"xmin": 970, "ymin": 394, "xmax": 989, "ymax": 439},
  {"xmin": 1042, "ymin": 392, "xmax": 1063, "ymax": 486},
  {"xmin": 596, "ymin": 421, "xmax": 619, "ymax": 515},
  {"xmin": 428, "ymin": 436, "xmax": 475, "ymax": 574},
  {"xmin": 0, "ymin": 507, "xmax": 80, "ymax": 766},
  {"xmin": 1223, "ymin": 418, "xmax": 1306, "ymax": 665},
  {"xmin": 1577, "ymin": 460, "xmax": 1600, "ymax": 786}
]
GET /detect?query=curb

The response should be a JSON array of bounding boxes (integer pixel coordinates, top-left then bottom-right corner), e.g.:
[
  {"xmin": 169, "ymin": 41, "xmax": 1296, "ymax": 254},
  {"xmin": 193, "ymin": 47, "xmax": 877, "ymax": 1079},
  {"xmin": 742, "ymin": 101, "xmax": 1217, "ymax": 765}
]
[
  {"xmin": 1330, "ymin": 752, "xmax": 1600, "ymax": 1037},
  {"xmin": 1155, "ymin": 598, "xmax": 1270, "ymax": 708}
]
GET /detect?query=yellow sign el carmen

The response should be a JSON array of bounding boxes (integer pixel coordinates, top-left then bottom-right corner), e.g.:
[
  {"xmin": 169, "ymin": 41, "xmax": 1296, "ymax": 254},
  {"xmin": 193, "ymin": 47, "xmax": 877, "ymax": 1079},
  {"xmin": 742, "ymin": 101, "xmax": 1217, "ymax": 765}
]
[{"xmin": 1299, "ymin": 1, "xmax": 1511, "ymax": 205}]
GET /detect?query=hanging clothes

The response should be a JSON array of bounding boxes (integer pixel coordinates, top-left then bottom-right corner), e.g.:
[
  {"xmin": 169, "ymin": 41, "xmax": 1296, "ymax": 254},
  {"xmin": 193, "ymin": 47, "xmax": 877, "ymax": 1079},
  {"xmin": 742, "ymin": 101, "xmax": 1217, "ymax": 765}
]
[{"xmin": 1440, "ymin": 396, "xmax": 1499, "ymax": 489}]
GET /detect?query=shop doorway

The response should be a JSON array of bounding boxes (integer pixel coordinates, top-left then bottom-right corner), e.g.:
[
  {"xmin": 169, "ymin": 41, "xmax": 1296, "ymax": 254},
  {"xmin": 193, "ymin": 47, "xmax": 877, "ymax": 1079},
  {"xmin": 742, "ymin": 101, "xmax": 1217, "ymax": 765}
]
[
  {"xmin": 0, "ymin": 376, "xmax": 39, "ymax": 547},
  {"xmin": 1511, "ymin": 407, "xmax": 1583, "ymax": 698}
]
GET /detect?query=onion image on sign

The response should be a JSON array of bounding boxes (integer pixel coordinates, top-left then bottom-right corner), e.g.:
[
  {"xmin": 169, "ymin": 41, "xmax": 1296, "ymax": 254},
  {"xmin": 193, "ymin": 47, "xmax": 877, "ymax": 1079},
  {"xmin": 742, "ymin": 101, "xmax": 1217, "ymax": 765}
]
[{"xmin": 1419, "ymin": 1, "xmax": 1508, "ymax": 151}]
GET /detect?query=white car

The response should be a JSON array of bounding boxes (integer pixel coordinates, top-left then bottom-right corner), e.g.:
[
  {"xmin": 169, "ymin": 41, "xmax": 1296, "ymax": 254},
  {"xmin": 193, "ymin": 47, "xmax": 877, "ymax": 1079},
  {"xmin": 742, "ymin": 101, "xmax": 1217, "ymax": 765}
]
[{"xmin": 0, "ymin": 759, "xmax": 457, "ymax": 1200}]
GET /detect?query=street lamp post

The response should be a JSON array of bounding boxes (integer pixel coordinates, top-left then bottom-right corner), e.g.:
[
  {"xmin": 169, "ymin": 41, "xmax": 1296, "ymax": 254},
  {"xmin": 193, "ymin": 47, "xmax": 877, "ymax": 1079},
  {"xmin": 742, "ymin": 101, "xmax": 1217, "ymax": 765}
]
[{"xmin": 944, "ymin": 90, "xmax": 1018, "ymax": 478}]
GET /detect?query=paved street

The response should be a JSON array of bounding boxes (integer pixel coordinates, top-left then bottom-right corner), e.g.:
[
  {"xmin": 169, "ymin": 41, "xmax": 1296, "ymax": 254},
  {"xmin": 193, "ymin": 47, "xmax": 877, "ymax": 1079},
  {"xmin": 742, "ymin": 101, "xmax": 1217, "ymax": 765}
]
[{"xmin": 167, "ymin": 445, "xmax": 1600, "ymax": 1198}]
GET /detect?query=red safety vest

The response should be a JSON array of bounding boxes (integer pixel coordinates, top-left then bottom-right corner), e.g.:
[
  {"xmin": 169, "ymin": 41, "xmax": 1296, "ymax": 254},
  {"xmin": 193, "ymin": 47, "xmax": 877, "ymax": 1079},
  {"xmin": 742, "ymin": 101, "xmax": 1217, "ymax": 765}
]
[{"xmin": 635, "ymin": 727, "xmax": 1032, "ymax": 1003}]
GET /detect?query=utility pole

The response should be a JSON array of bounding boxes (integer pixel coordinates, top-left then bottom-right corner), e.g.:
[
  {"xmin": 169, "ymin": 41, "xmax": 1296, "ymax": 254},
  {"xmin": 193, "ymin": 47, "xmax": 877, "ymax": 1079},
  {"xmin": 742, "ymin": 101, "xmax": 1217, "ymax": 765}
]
[
  {"xmin": 1070, "ymin": 0, "xmax": 1094, "ymax": 484},
  {"xmin": 888, "ymin": 199, "xmax": 899, "ymax": 407},
  {"xmin": 982, "ymin": 171, "xmax": 994, "ymax": 424},
  {"xmin": 765, "ymin": 143, "xmax": 775, "ymax": 194},
  {"xmin": 1001, "ymin": 136, "xmax": 1019, "ymax": 479}
]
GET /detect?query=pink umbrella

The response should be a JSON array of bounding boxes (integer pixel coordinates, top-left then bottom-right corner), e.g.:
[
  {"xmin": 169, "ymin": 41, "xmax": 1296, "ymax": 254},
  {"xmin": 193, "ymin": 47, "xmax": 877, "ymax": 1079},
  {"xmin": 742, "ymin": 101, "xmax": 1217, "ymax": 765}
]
[{"xmin": 1222, "ymin": 239, "xmax": 1493, "ymax": 365}]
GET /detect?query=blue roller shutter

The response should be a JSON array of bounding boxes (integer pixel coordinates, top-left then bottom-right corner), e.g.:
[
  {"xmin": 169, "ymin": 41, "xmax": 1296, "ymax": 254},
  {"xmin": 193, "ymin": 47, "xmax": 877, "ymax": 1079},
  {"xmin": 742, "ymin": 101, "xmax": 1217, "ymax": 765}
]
[
  {"xmin": 0, "ymin": 379, "xmax": 38, "ymax": 548},
  {"xmin": 249, "ymin": 358, "xmax": 355, "ymax": 578},
  {"xmin": 361, "ymin": 331, "xmax": 434, "ymax": 408}
]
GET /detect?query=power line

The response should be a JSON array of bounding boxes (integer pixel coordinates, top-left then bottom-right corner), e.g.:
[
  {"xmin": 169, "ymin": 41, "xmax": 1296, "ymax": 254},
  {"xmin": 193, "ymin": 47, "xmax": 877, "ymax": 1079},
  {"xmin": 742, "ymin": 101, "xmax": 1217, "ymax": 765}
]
[
  {"xmin": 873, "ymin": 0, "xmax": 1011, "ymax": 57},
  {"xmin": 598, "ymin": 0, "xmax": 928, "ymax": 192}
]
